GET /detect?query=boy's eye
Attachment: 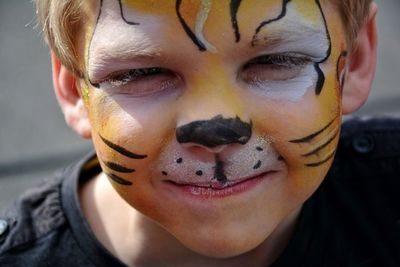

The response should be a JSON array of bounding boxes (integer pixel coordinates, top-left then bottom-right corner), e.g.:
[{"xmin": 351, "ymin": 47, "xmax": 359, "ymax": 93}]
[
  {"xmin": 241, "ymin": 53, "xmax": 312, "ymax": 82},
  {"xmin": 98, "ymin": 67, "xmax": 180, "ymax": 97}
]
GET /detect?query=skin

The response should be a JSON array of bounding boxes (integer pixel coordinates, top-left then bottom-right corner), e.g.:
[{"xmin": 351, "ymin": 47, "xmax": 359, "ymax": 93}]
[{"xmin": 51, "ymin": 0, "xmax": 378, "ymax": 266}]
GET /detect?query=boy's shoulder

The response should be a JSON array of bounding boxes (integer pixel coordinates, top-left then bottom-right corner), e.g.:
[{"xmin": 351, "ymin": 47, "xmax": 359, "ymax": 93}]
[
  {"xmin": 336, "ymin": 115, "xmax": 400, "ymax": 178},
  {"xmin": 0, "ymin": 155, "xmax": 107, "ymax": 267},
  {"xmin": 0, "ymin": 168, "xmax": 67, "ymax": 264}
]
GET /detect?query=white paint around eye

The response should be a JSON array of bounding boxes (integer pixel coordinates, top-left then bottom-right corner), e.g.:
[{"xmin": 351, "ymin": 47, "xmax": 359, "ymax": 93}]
[
  {"xmin": 253, "ymin": 1, "xmax": 330, "ymax": 62},
  {"xmin": 88, "ymin": 0, "xmax": 163, "ymax": 80},
  {"xmin": 249, "ymin": 64, "xmax": 316, "ymax": 102}
]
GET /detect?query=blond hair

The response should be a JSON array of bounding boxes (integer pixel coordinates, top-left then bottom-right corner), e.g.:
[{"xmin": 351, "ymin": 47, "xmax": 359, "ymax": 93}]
[{"xmin": 35, "ymin": 0, "xmax": 373, "ymax": 76}]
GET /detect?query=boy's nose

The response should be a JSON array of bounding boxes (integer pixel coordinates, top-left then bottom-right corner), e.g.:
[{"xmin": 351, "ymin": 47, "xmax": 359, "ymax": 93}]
[{"xmin": 176, "ymin": 115, "xmax": 252, "ymax": 149}]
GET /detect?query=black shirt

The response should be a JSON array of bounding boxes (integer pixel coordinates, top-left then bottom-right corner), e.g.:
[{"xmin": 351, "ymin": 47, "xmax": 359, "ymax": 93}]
[{"xmin": 1, "ymin": 117, "xmax": 400, "ymax": 267}]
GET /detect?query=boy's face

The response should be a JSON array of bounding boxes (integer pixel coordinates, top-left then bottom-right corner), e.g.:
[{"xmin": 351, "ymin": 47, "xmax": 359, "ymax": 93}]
[{"xmin": 83, "ymin": 0, "xmax": 346, "ymax": 256}]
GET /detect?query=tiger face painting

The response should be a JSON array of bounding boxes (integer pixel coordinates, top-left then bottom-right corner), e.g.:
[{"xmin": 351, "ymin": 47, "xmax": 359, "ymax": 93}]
[{"xmin": 78, "ymin": 0, "xmax": 349, "ymax": 258}]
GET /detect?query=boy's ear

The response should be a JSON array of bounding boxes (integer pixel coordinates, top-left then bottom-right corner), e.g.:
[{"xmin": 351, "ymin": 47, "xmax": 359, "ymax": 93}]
[
  {"xmin": 51, "ymin": 53, "xmax": 92, "ymax": 139},
  {"xmin": 341, "ymin": 3, "xmax": 378, "ymax": 114}
]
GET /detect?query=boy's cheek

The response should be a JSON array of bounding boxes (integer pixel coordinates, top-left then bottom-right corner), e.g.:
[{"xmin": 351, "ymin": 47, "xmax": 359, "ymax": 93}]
[
  {"xmin": 248, "ymin": 68, "xmax": 341, "ymax": 169},
  {"xmin": 86, "ymin": 89, "xmax": 179, "ymax": 181}
]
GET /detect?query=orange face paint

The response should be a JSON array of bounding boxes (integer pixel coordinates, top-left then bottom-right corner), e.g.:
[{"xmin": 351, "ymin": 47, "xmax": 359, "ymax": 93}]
[{"xmin": 81, "ymin": 0, "xmax": 347, "ymax": 257}]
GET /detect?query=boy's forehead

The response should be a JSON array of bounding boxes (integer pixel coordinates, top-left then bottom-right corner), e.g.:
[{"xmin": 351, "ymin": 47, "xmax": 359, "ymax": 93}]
[
  {"xmin": 113, "ymin": 0, "xmax": 327, "ymax": 33},
  {"xmin": 87, "ymin": 0, "xmax": 334, "ymax": 75},
  {"xmin": 119, "ymin": 0, "xmax": 324, "ymax": 21}
]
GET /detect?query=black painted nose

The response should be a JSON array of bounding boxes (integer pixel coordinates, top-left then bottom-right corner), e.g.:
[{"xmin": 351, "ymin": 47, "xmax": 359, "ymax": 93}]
[{"xmin": 176, "ymin": 115, "xmax": 252, "ymax": 148}]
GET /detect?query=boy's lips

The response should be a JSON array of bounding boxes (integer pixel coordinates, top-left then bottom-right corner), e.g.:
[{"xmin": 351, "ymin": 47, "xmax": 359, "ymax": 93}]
[{"xmin": 162, "ymin": 171, "xmax": 278, "ymax": 198}]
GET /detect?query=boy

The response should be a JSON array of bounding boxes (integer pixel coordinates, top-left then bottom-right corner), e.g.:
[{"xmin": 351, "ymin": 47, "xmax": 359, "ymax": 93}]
[{"xmin": 1, "ymin": 0, "xmax": 399, "ymax": 266}]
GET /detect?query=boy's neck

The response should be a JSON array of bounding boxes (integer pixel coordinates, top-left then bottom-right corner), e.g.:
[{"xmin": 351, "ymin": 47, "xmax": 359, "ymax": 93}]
[{"xmin": 79, "ymin": 172, "xmax": 300, "ymax": 267}]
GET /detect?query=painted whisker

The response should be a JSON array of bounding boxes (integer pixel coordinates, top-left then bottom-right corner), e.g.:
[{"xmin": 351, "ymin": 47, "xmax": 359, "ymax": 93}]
[
  {"xmin": 103, "ymin": 160, "xmax": 135, "ymax": 173},
  {"xmin": 305, "ymin": 149, "xmax": 336, "ymax": 167},
  {"xmin": 99, "ymin": 134, "xmax": 147, "ymax": 159},
  {"xmin": 290, "ymin": 117, "xmax": 336, "ymax": 144},
  {"xmin": 106, "ymin": 173, "xmax": 133, "ymax": 186},
  {"xmin": 301, "ymin": 129, "xmax": 339, "ymax": 157}
]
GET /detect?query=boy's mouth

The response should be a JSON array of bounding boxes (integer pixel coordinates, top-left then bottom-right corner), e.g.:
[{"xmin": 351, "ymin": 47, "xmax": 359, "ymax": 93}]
[{"xmin": 163, "ymin": 171, "xmax": 277, "ymax": 198}]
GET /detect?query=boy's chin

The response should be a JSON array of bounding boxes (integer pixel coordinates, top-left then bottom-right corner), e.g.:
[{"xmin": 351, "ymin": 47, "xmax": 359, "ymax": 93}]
[
  {"xmin": 167, "ymin": 217, "xmax": 281, "ymax": 259},
  {"xmin": 177, "ymin": 229, "xmax": 267, "ymax": 259},
  {"xmin": 159, "ymin": 204, "xmax": 302, "ymax": 259}
]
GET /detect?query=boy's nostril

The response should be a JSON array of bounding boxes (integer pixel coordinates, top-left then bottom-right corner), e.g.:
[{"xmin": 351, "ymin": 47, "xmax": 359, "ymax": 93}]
[{"xmin": 176, "ymin": 115, "xmax": 252, "ymax": 148}]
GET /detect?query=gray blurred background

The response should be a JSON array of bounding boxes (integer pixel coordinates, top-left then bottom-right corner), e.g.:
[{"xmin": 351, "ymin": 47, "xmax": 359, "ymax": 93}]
[{"xmin": 0, "ymin": 0, "xmax": 399, "ymax": 210}]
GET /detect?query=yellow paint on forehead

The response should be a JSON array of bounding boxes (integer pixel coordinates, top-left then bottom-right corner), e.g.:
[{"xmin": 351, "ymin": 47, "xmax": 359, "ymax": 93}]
[
  {"xmin": 236, "ymin": 0, "xmax": 283, "ymax": 20},
  {"xmin": 184, "ymin": 55, "xmax": 245, "ymax": 117},
  {"xmin": 290, "ymin": 0, "xmax": 326, "ymax": 24},
  {"xmin": 180, "ymin": 0, "xmax": 203, "ymax": 21},
  {"xmin": 118, "ymin": 0, "xmax": 336, "ymax": 53},
  {"xmin": 122, "ymin": 0, "xmax": 175, "ymax": 15}
]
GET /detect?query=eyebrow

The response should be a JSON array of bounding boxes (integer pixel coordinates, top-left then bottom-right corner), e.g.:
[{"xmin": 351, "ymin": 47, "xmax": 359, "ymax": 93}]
[
  {"xmin": 87, "ymin": 40, "xmax": 162, "ymax": 80},
  {"xmin": 252, "ymin": 22, "xmax": 329, "ymax": 58}
]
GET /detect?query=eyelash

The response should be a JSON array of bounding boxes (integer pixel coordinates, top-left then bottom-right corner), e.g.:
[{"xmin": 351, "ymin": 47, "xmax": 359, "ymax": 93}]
[
  {"xmin": 244, "ymin": 53, "xmax": 312, "ymax": 69},
  {"xmin": 96, "ymin": 67, "xmax": 181, "ymax": 97},
  {"xmin": 107, "ymin": 67, "xmax": 168, "ymax": 87},
  {"xmin": 95, "ymin": 53, "xmax": 312, "ymax": 96}
]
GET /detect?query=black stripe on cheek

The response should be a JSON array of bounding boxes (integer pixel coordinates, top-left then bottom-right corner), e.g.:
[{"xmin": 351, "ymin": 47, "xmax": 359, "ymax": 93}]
[
  {"xmin": 289, "ymin": 118, "xmax": 336, "ymax": 144},
  {"xmin": 106, "ymin": 173, "xmax": 133, "ymax": 186},
  {"xmin": 304, "ymin": 150, "xmax": 336, "ymax": 167},
  {"xmin": 230, "ymin": 0, "xmax": 242, "ymax": 42},
  {"xmin": 103, "ymin": 160, "xmax": 135, "ymax": 173},
  {"xmin": 99, "ymin": 134, "xmax": 148, "ymax": 159},
  {"xmin": 176, "ymin": 0, "xmax": 207, "ymax": 51},
  {"xmin": 301, "ymin": 130, "xmax": 338, "ymax": 157}
]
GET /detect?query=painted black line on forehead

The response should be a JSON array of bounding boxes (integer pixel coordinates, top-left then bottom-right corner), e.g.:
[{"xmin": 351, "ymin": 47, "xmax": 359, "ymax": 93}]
[
  {"xmin": 118, "ymin": 0, "xmax": 140, "ymax": 25},
  {"xmin": 106, "ymin": 172, "xmax": 133, "ymax": 186},
  {"xmin": 251, "ymin": 0, "xmax": 291, "ymax": 46},
  {"xmin": 99, "ymin": 134, "xmax": 148, "ymax": 159},
  {"xmin": 176, "ymin": 0, "xmax": 207, "ymax": 51},
  {"xmin": 289, "ymin": 117, "xmax": 336, "ymax": 144},
  {"xmin": 87, "ymin": 0, "xmax": 141, "ymax": 87},
  {"xmin": 230, "ymin": 0, "xmax": 242, "ymax": 42}
]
